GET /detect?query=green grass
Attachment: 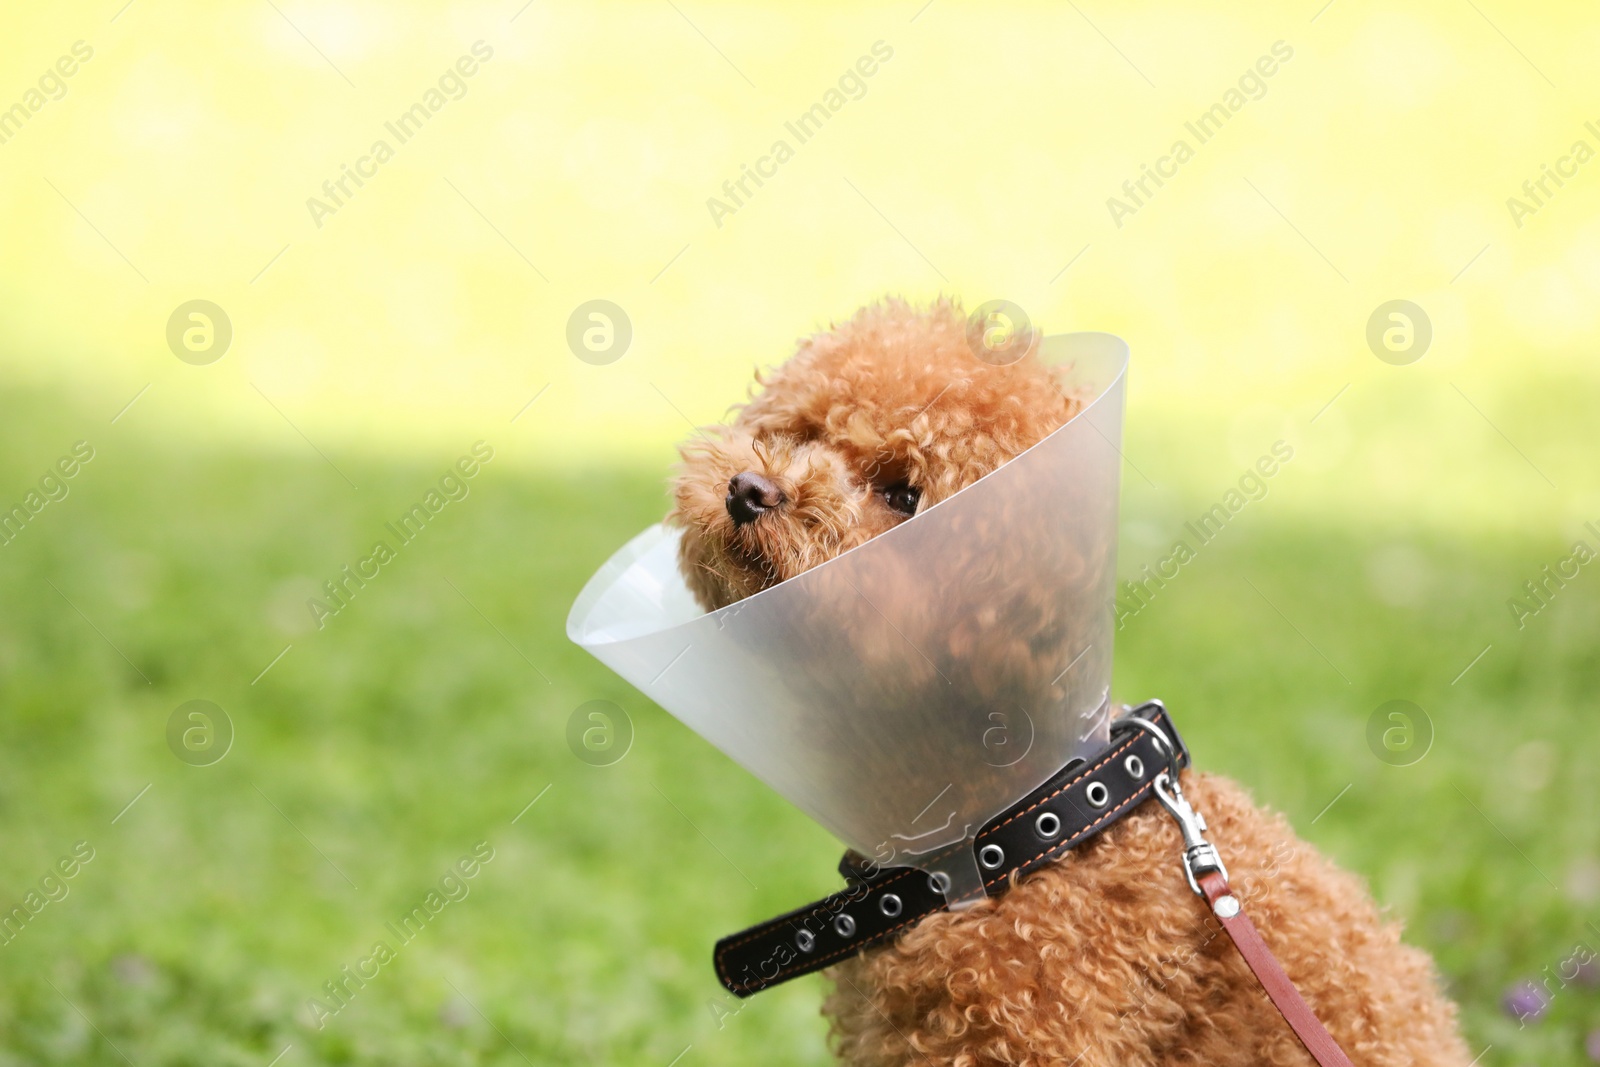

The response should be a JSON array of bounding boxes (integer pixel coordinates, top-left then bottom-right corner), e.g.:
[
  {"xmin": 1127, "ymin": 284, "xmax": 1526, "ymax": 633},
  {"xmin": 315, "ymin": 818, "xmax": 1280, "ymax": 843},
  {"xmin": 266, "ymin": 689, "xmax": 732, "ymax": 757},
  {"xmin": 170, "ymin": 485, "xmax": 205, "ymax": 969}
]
[{"xmin": 0, "ymin": 387, "xmax": 1597, "ymax": 1066}]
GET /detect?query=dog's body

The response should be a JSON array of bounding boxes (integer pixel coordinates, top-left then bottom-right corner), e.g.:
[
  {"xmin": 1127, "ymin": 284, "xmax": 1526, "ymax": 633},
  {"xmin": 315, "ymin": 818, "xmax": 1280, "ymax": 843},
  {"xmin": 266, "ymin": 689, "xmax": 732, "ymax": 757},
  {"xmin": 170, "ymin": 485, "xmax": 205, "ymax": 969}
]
[
  {"xmin": 669, "ymin": 300, "xmax": 1471, "ymax": 1067},
  {"xmin": 824, "ymin": 773, "xmax": 1466, "ymax": 1067}
]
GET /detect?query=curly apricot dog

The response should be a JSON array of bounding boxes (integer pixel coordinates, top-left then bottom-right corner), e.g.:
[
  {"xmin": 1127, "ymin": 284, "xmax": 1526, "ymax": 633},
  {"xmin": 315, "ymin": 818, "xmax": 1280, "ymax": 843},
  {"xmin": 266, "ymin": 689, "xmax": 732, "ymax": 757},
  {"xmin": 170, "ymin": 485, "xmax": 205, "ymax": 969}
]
[{"xmin": 669, "ymin": 299, "xmax": 1470, "ymax": 1067}]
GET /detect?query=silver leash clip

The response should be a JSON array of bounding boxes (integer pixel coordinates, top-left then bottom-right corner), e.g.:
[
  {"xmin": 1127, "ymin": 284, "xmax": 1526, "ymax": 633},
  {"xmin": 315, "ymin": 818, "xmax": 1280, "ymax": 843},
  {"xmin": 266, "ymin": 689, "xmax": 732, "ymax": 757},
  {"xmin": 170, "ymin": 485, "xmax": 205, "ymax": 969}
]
[{"xmin": 1152, "ymin": 770, "xmax": 1228, "ymax": 897}]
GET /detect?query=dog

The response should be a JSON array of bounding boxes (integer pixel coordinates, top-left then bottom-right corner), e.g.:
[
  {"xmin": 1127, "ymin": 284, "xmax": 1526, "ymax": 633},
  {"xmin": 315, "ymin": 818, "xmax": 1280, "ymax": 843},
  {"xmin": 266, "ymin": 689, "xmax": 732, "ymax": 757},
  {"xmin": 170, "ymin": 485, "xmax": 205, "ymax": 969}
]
[{"xmin": 668, "ymin": 299, "xmax": 1471, "ymax": 1067}]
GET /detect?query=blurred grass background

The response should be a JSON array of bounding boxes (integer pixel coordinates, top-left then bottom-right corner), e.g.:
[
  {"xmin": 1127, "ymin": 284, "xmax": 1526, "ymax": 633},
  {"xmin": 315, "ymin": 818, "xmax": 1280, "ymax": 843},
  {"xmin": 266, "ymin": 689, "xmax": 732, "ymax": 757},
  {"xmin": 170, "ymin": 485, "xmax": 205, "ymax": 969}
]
[{"xmin": 1, "ymin": 0, "xmax": 1598, "ymax": 1064}]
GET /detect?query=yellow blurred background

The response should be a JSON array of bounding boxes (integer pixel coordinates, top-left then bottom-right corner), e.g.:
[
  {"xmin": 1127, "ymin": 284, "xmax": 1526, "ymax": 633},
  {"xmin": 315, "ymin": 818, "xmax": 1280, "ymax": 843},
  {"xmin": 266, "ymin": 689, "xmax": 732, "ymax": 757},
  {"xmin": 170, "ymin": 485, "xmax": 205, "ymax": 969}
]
[
  {"xmin": 3, "ymin": 3, "xmax": 1600, "ymax": 1063},
  {"xmin": 2, "ymin": 0, "xmax": 1596, "ymax": 535}
]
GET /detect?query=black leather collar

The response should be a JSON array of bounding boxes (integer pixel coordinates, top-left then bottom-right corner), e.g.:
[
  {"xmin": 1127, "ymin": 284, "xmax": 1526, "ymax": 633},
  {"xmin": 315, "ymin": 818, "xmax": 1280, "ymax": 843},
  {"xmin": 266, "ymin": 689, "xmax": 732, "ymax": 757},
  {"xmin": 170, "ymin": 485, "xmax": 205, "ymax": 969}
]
[{"xmin": 714, "ymin": 701, "xmax": 1189, "ymax": 996}]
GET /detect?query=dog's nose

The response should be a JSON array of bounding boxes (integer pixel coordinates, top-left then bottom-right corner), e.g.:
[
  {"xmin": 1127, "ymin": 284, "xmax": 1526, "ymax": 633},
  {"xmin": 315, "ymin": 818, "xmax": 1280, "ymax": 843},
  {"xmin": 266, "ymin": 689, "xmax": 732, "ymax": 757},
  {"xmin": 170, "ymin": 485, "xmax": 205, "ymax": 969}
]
[{"xmin": 726, "ymin": 471, "xmax": 784, "ymax": 526}]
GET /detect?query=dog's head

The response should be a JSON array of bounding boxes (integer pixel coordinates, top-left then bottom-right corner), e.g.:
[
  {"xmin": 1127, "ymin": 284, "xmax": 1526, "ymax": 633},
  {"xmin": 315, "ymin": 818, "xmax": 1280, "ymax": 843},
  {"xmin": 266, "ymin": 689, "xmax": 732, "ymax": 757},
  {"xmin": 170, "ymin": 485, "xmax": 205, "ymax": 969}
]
[{"xmin": 670, "ymin": 299, "xmax": 1082, "ymax": 611}]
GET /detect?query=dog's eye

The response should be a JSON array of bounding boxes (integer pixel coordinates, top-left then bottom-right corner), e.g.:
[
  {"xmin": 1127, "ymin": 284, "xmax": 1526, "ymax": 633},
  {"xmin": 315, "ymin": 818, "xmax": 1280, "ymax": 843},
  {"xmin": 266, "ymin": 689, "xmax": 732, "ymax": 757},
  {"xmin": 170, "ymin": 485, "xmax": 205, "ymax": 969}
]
[{"xmin": 882, "ymin": 482, "xmax": 921, "ymax": 517}]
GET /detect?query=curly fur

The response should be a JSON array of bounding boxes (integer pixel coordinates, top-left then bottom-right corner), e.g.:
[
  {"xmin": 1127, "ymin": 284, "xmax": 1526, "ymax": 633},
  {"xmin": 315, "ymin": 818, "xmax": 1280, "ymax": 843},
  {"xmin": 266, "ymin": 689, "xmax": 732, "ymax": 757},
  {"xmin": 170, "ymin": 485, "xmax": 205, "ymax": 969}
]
[
  {"xmin": 671, "ymin": 298, "xmax": 1081, "ymax": 610},
  {"xmin": 669, "ymin": 299, "xmax": 1471, "ymax": 1066}
]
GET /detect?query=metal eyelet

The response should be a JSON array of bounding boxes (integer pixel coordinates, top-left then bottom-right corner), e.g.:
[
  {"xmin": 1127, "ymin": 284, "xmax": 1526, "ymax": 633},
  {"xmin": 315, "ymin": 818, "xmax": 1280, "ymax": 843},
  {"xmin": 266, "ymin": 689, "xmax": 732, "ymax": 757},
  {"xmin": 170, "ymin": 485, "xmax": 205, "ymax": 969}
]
[
  {"xmin": 1085, "ymin": 781, "xmax": 1110, "ymax": 808},
  {"xmin": 796, "ymin": 929, "xmax": 815, "ymax": 952},
  {"xmin": 879, "ymin": 893, "xmax": 902, "ymax": 917},
  {"xmin": 834, "ymin": 913, "xmax": 856, "ymax": 938},
  {"xmin": 927, "ymin": 870, "xmax": 952, "ymax": 895},
  {"xmin": 978, "ymin": 844, "xmax": 1005, "ymax": 870},
  {"xmin": 1034, "ymin": 811, "xmax": 1062, "ymax": 839},
  {"xmin": 1125, "ymin": 755, "xmax": 1145, "ymax": 780}
]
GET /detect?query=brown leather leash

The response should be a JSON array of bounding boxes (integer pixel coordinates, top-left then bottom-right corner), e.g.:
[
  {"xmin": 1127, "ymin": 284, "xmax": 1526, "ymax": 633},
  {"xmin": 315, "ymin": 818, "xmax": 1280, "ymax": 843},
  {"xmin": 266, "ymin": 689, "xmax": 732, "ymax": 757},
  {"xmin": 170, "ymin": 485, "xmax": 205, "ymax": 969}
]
[
  {"xmin": 1198, "ymin": 869, "xmax": 1356, "ymax": 1067},
  {"xmin": 1152, "ymin": 753, "xmax": 1355, "ymax": 1067}
]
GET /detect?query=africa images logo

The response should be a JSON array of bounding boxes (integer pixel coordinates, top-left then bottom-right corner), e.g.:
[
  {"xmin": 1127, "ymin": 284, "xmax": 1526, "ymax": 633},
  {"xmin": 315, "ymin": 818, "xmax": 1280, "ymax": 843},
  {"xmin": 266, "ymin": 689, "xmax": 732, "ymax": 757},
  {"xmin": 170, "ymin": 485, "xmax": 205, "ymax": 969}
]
[
  {"xmin": 1105, "ymin": 41, "xmax": 1294, "ymax": 228},
  {"xmin": 306, "ymin": 442, "xmax": 494, "ymax": 629},
  {"xmin": 705, "ymin": 41, "xmax": 895, "ymax": 228},
  {"xmin": 305, "ymin": 42, "xmax": 494, "ymax": 229},
  {"xmin": 0, "ymin": 40, "xmax": 94, "ymax": 149},
  {"xmin": 1504, "ymin": 118, "xmax": 1600, "ymax": 229}
]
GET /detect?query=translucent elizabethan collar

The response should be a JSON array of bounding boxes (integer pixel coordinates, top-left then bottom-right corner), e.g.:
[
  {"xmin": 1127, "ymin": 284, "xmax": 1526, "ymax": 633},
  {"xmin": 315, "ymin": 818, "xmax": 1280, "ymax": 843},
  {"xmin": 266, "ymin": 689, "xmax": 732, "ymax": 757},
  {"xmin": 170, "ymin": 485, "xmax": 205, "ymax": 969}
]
[{"xmin": 567, "ymin": 332, "xmax": 1128, "ymax": 901}]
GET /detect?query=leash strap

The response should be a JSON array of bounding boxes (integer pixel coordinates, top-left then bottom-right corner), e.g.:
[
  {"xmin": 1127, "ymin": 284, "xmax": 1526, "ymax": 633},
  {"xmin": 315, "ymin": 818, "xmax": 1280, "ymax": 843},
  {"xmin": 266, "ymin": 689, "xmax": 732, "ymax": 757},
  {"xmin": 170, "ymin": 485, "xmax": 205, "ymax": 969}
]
[
  {"xmin": 1196, "ymin": 870, "xmax": 1355, "ymax": 1067},
  {"xmin": 1152, "ymin": 768, "xmax": 1355, "ymax": 1067},
  {"xmin": 714, "ymin": 703, "xmax": 1188, "ymax": 996}
]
